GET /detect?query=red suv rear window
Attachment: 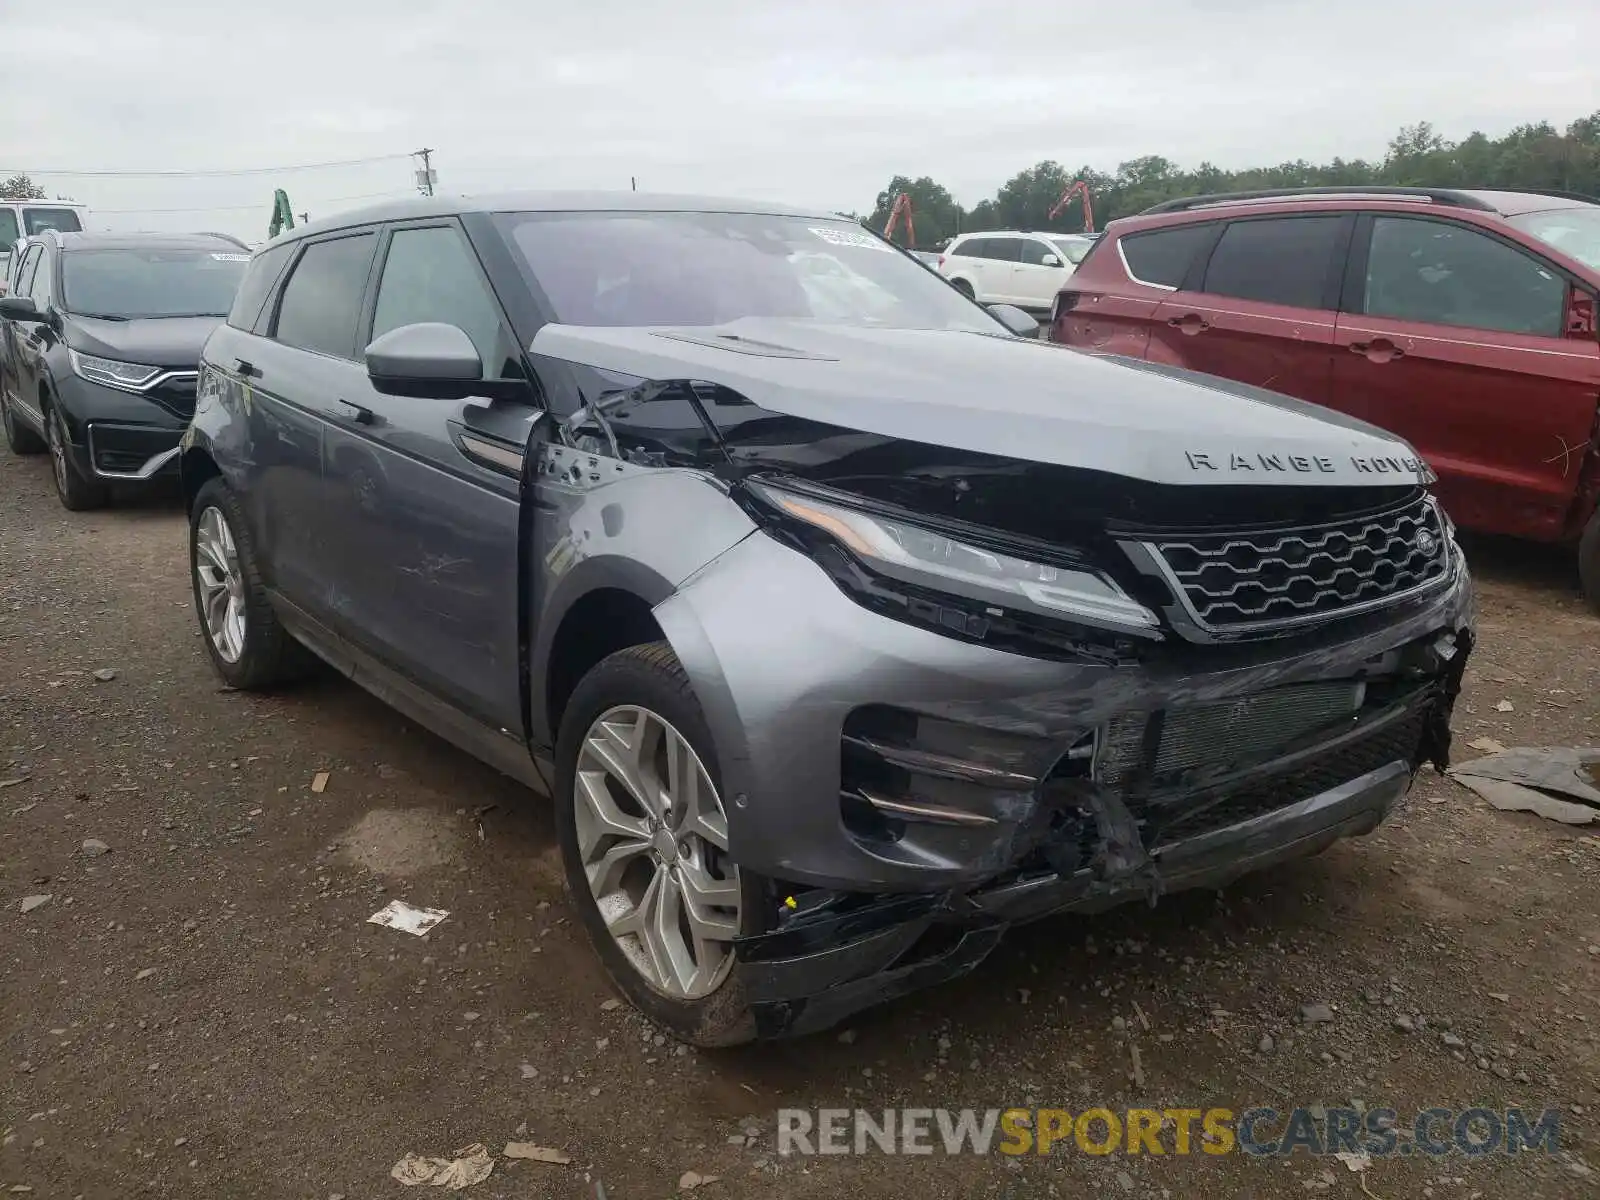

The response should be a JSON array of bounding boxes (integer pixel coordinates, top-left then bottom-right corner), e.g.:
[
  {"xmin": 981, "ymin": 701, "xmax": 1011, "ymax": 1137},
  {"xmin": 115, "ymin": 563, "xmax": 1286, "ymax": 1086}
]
[{"xmin": 1119, "ymin": 224, "xmax": 1215, "ymax": 288}]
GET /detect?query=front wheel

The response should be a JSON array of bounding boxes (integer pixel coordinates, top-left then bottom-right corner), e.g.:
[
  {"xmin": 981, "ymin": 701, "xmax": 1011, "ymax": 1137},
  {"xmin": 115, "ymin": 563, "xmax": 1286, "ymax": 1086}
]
[
  {"xmin": 46, "ymin": 404, "xmax": 107, "ymax": 510},
  {"xmin": 554, "ymin": 642, "xmax": 762, "ymax": 1046}
]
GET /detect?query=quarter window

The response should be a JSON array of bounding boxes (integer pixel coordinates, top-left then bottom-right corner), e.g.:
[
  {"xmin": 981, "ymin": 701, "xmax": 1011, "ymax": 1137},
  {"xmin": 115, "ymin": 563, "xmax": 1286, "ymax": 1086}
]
[
  {"xmin": 1202, "ymin": 217, "xmax": 1342, "ymax": 309},
  {"xmin": 227, "ymin": 243, "xmax": 294, "ymax": 332},
  {"xmin": 1119, "ymin": 224, "xmax": 1215, "ymax": 288},
  {"xmin": 370, "ymin": 225, "xmax": 522, "ymax": 379},
  {"xmin": 1362, "ymin": 217, "xmax": 1566, "ymax": 337},
  {"xmin": 273, "ymin": 233, "xmax": 377, "ymax": 358}
]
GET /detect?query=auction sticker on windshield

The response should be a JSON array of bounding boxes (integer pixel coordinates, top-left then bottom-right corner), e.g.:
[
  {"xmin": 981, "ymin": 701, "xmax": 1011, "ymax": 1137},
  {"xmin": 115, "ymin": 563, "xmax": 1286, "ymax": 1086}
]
[
  {"xmin": 809, "ymin": 226, "xmax": 896, "ymax": 253},
  {"xmin": 211, "ymin": 253, "xmax": 251, "ymax": 262}
]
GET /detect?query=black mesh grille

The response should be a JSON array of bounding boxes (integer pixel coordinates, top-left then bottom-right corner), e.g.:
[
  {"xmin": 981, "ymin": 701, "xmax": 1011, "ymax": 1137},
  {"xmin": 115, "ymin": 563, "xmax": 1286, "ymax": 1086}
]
[
  {"xmin": 146, "ymin": 373, "xmax": 198, "ymax": 418},
  {"xmin": 1143, "ymin": 710, "xmax": 1425, "ymax": 846},
  {"xmin": 1145, "ymin": 496, "xmax": 1449, "ymax": 630}
]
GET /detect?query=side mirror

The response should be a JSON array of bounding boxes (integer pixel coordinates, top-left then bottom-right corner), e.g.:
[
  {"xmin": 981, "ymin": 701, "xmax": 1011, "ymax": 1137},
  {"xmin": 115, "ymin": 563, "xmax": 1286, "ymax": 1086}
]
[
  {"xmin": 987, "ymin": 303, "xmax": 1041, "ymax": 339},
  {"xmin": 365, "ymin": 322, "xmax": 483, "ymax": 398},
  {"xmin": 0, "ymin": 295, "xmax": 44, "ymax": 323},
  {"xmin": 1040, "ymin": 253, "xmax": 1062, "ymax": 268}
]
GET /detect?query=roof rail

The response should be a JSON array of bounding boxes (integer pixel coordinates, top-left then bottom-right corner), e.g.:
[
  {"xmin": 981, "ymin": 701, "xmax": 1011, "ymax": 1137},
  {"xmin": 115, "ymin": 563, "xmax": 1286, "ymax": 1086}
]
[
  {"xmin": 1138, "ymin": 186, "xmax": 1500, "ymax": 215},
  {"xmin": 197, "ymin": 230, "xmax": 252, "ymax": 250}
]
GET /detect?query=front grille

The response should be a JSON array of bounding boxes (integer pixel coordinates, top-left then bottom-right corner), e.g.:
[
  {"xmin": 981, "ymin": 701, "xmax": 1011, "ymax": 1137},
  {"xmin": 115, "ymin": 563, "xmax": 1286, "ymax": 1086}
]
[
  {"xmin": 1145, "ymin": 709, "xmax": 1425, "ymax": 845},
  {"xmin": 1097, "ymin": 681, "xmax": 1364, "ymax": 789},
  {"xmin": 1142, "ymin": 496, "xmax": 1449, "ymax": 631},
  {"xmin": 146, "ymin": 372, "xmax": 198, "ymax": 418}
]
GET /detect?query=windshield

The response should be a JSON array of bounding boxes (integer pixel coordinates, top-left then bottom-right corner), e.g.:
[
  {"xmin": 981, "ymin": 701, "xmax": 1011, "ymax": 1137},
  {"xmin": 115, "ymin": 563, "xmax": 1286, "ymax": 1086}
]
[
  {"xmin": 1508, "ymin": 207, "xmax": 1600, "ymax": 273},
  {"xmin": 497, "ymin": 211, "xmax": 1004, "ymax": 332},
  {"xmin": 24, "ymin": 207, "xmax": 82, "ymax": 234},
  {"xmin": 62, "ymin": 248, "xmax": 248, "ymax": 319},
  {"xmin": 1048, "ymin": 237, "xmax": 1092, "ymax": 265}
]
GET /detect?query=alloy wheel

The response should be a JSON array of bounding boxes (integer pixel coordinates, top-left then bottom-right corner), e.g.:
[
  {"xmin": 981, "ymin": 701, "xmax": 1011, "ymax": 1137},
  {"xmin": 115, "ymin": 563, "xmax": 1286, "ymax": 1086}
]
[
  {"xmin": 48, "ymin": 410, "xmax": 69, "ymax": 493},
  {"xmin": 194, "ymin": 506, "xmax": 247, "ymax": 663},
  {"xmin": 574, "ymin": 705, "xmax": 740, "ymax": 1000}
]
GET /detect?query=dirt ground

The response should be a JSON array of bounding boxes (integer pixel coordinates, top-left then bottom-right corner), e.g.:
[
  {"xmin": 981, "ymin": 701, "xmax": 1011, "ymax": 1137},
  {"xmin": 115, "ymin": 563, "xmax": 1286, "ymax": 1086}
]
[{"xmin": 2, "ymin": 450, "xmax": 1597, "ymax": 1200}]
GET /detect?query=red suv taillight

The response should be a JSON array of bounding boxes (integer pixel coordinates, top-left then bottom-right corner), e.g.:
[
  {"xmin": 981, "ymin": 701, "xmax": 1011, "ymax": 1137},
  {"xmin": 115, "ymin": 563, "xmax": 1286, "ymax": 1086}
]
[
  {"xmin": 1051, "ymin": 291, "xmax": 1081, "ymax": 322},
  {"xmin": 937, "ymin": 254, "xmax": 946, "ymax": 268}
]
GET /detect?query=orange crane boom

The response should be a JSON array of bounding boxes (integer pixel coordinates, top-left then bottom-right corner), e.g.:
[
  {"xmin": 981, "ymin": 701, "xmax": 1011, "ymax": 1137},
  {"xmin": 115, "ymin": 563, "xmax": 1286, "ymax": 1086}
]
[
  {"xmin": 883, "ymin": 192, "xmax": 916, "ymax": 246},
  {"xmin": 1047, "ymin": 180, "xmax": 1095, "ymax": 232}
]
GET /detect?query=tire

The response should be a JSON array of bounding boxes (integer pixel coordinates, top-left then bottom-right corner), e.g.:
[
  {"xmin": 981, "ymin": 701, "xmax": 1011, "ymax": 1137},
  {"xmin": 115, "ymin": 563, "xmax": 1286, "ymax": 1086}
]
[
  {"xmin": 1, "ymin": 389, "xmax": 45, "ymax": 455},
  {"xmin": 189, "ymin": 477, "xmax": 315, "ymax": 689},
  {"xmin": 554, "ymin": 642, "xmax": 764, "ymax": 1047},
  {"xmin": 951, "ymin": 278, "xmax": 975, "ymax": 299},
  {"xmin": 1579, "ymin": 508, "xmax": 1600, "ymax": 617},
  {"xmin": 45, "ymin": 402, "xmax": 107, "ymax": 510}
]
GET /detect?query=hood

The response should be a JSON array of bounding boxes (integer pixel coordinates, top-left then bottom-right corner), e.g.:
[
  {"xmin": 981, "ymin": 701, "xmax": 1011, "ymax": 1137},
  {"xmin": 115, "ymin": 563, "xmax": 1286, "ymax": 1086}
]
[
  {"xmin": 65, "ymin": 315, "xmax": 222, "ymax": 370},
  {"xmin": 530, "ymin": 318, "xmax": 1432, "ymax": 489}
]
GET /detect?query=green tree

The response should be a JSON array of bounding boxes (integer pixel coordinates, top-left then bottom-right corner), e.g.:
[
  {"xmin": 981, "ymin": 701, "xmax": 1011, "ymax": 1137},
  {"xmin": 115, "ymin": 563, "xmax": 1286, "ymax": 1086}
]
[
  {"xmin": 867, "ymin": 176, "xmax": 966, "ymax": 247},
  {"xmin": 0, "ymin": 174, "xmax": 46, "ymax": 200}
]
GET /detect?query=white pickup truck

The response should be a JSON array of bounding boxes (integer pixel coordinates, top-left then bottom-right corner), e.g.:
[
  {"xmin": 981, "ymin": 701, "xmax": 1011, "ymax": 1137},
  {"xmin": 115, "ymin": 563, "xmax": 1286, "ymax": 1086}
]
[{"xmin": 0, "ymin": 200, "xmax": 90, "ymax": 289}]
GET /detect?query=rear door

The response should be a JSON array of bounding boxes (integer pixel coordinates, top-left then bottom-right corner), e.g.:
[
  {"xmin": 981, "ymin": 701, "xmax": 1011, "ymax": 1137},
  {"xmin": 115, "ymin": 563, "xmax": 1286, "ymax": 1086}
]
[
  {"xmin": 1052, "ymin": 221, "xmax": 1216, "ymax": 358},
  {"xmin": 321, "ymin": 218, "xmax": 543, "ymax": 733},
  {"xmin": 1332, "ymin": 213, "xmax": 1600, "ymax": 540},
  {"xmin": 1149, "ymin": 213, "xmax": 1349, "ymax": 406}
]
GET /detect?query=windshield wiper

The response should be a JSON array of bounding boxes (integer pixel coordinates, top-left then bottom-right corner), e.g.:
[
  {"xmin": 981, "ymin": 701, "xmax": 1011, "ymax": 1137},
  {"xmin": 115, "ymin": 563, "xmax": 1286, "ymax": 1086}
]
[{"xmin": 72, "ymin": 312, "xmax": 130, "ymax": 321}]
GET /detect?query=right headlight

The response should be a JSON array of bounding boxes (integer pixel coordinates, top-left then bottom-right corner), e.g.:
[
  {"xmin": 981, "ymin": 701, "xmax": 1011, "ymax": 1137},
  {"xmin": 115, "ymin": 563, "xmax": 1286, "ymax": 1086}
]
[{"xmin": 747, "ymin": 479, "xmax": 1159, "ymax": 634}]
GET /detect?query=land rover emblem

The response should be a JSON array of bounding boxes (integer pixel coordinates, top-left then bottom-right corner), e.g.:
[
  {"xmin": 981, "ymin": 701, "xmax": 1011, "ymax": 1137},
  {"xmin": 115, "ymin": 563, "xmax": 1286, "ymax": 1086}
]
[{"xmin": 1416, "ymin": 528, "xmax": 1439, "ymax": 556}]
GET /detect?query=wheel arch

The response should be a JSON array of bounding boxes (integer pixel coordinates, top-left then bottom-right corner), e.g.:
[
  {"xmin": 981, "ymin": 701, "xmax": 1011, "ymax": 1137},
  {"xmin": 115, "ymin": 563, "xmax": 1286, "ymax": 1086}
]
[{"xmin": 180, "ymin": 446, "xmax": 222, "ymax": 515}]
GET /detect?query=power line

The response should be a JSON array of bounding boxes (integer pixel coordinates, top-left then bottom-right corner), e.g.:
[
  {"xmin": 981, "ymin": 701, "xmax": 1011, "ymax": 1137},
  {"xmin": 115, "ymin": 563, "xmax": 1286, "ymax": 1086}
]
[
  {"xmin": 95, "ymin": 190, "xmax": 414, "ymax": 215},
  {"xmin": 0, "ymin": 153, "xmax": 413, "ymax": 179}
]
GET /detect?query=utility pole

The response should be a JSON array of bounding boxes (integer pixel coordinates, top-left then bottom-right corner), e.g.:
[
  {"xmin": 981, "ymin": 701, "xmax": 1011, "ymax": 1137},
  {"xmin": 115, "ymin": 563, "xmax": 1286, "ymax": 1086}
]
[{"xmin": 413, "ymin": 147, "xmax": 436, "ymax": 197}]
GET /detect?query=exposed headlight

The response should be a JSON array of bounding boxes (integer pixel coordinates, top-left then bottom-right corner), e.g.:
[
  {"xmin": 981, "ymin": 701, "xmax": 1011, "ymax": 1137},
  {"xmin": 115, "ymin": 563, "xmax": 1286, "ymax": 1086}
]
[
  {"xmin": 750, "ymin": 481, "xmax": 1159, "ymax": 632},
  {"xmin": 68, "ymin": 349, "xmax": 163, "ymax": 392}
]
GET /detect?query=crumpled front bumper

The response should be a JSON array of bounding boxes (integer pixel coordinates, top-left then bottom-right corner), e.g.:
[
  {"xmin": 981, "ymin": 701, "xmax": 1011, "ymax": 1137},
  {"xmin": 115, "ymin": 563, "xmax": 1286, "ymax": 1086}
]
[
  {"xmin": 653, "ymin": 526, "xmax": 1473, "ymax": 1039},
  {"xmin": 738, "ymin": 753, "xmax": 1414, "ymax": 1039}
]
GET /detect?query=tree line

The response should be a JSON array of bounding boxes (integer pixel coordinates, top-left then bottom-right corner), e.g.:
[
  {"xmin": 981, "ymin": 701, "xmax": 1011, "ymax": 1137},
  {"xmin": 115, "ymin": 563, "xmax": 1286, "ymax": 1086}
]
[{"xmin": 863, "ymin": 113, "xmax": 1600, "ymax": 248}]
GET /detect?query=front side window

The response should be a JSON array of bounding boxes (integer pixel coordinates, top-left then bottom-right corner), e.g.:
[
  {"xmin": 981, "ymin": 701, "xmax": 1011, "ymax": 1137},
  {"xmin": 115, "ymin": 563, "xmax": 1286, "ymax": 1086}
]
[
  {"xmin": 1363, "ymin": 217, "xmax": 1565, "ymax": 337},
  {"xmin": 1018, "ymin": 239, "xmax": 1058, "ymax": 266},
  {"xmin": 1202, "ymin": 216, "xmax": 1342, "ymax": 309},
  {"xmin": 273, "ymin": 233, "xmax": 377, "ymax": 358},
  {"xmin": 24, "ymin": 207, "xmax": 82, "ymax": 234},
  {"xmin": 497, "ymin": 211, "xmax": 1003, "ymax": 332},
  {"xmin": 1508, "ymin": 206, "xmax": 1600, "ymax": 274},
  {"xmin": 371, "ymin": 225, "xmax": 522, "ymax": 378},
  {"xmin": 62, "ymin": 248, "xmax": 249, "ymax": 319}
]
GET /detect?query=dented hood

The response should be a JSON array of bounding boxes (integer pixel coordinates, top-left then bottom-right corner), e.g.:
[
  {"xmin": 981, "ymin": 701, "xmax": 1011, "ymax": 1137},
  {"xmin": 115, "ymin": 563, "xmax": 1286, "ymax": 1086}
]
[{"xmin": 530, "ymin": 318, "xmax": 1432, "ymax": 488}]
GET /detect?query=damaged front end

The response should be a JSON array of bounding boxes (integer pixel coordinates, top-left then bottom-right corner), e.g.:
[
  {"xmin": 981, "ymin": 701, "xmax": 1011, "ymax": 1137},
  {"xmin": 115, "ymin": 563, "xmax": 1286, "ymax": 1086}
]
[{"xmin": 528, "ymin": 319, "xmax": 1476, "ymax": 1040}]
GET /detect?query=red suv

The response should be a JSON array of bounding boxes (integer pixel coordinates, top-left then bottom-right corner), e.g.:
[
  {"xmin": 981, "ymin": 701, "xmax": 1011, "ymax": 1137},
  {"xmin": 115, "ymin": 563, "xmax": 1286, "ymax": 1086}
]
[{"xmin": 1049, "ymin": 187, "xmax": 1600, "ymax": 608}]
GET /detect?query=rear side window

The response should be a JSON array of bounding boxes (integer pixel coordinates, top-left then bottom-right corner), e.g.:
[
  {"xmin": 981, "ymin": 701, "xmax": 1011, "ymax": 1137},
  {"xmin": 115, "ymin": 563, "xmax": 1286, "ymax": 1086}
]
[
  {"xmin": 1202, "ymin": 217, "xmax": 1342, "ymax": 309},
  {"xmin": 227, "ymin": 243, "xmax": 293, "ymax": 332},
  {"xmin": 0, "ymin": 210, "xmax": 18, "ymax": 246},
  {"xmin": 272, "ymin": 233, "xmax": 377, "ymax": 359},
  {"xmin": 1119, "ymin": 224, "xmax": 1214, "ymax": 288}
]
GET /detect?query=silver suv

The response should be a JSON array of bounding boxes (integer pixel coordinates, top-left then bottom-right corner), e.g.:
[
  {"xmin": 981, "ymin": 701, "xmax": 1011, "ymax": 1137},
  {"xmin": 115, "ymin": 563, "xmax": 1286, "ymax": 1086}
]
[{"xmin": 181, "ymin": 192, "xmax": 1473, "ymax": 1044}]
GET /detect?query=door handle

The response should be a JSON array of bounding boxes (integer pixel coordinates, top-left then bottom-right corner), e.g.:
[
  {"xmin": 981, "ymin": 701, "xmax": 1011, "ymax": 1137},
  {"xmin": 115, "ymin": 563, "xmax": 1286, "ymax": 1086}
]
[
  {"xmin": 234, "ymin": 358, "xmax": 260, "ymax": 378},
  {"xmin": 337, "ymin": 398, "xmax": 375, "ymax": 425},
  {"xmin": 1167, "ymin": 313, "xmax": 1211, "ymax": 334}
]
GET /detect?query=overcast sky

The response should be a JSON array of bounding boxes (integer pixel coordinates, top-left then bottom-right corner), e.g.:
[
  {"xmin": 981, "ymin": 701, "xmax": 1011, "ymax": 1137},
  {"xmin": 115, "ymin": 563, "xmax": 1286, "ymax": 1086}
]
[{"xmin": 1, "ymin": 0, "xmax": 1596, "ymax": 241}]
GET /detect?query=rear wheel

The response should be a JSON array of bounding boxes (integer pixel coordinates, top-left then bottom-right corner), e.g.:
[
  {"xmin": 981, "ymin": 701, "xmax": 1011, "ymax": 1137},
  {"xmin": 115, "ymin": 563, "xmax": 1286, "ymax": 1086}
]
[
  {"xmin": 951, "ymin": 278, "xmax": 975, "ymax": 299},
  {"xmin": 46, "ymin": 403, "xmax": 107, "ymax": 510},
  {"xmin": 190, "ymin": 477, "xmax": 316, "ymax": 688},
  {"xmin": 1579, "ymin": 508, "xmax": 1600, "ymax": 616},
  {"xmin": 554, "ymin": 642, "xmax": 762, "ymax": 1047}
]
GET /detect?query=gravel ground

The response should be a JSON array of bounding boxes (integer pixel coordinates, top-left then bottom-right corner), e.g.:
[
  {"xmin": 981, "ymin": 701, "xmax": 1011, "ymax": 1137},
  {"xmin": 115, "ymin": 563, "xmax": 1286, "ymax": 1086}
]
[{"xmin": 2, "ymin": 450, "xmax": 1598, "ymax": 1199}]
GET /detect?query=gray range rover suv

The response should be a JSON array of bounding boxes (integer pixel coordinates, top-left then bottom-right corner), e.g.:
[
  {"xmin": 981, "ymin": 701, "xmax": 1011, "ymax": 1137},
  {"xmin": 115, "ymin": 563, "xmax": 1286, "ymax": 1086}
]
[{"xmin": 181, "ymin": 192, "xmax": 1473, "ymax": 1044}]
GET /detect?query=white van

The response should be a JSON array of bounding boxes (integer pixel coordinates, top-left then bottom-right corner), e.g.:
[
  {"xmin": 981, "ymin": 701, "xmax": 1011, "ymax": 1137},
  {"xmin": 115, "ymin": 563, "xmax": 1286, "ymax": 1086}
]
[{"xmin": 0, "ymin": 200, "xmax": 90, "ymax": 284}]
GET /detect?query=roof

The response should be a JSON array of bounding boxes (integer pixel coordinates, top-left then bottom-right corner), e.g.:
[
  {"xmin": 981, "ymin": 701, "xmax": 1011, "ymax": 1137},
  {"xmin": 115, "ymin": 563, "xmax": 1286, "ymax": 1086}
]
[
  {"xmin": 266, "ymin": 190, "xmax": 842, "ymax": 250},
  {"xmin": 50, "ymin": 230, "xmax": 250, "ymax": 253}
]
